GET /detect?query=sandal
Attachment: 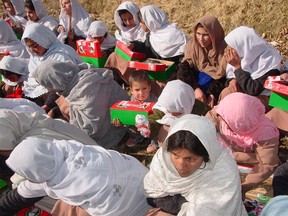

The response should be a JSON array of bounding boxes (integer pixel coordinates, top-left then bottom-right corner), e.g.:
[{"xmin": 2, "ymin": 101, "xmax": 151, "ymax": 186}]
[{"xmin": 146, "ymin": 140, "xmax": 159, "ymax": 154}]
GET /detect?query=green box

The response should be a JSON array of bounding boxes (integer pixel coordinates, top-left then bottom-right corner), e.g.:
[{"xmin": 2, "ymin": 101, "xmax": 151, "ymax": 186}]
[
  {"xmin": 146, "ymin": 59, "xmax": 176, "ymax": 81},
  {"xmin": 115, "ymin": 47, "xmax": 145, "ymax": 62},
  {"xmin": 110, "ymin": 101, "xmax": 155, "ymax": 125},
  {"xmin": 269, "ymin": 92, "xmax": 288, "ymax": 111},
  {"xmin": 80, "ymin": 56, "xmax": 108, "ymax": 68}
]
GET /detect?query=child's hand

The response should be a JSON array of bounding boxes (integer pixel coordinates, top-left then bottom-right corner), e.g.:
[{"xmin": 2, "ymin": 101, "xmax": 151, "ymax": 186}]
[{"xmin": 113, "ymin": 118, "xmax": 122, "ymax": 127}]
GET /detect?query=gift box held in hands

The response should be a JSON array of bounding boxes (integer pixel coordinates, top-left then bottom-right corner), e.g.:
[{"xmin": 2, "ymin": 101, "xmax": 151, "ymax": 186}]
[
  {"xmin": 114, "ymin": 41, "xmax": 146, "ymax": 61},
  {"xmin": 128, "ymin": 58, "xmax": 176, "ymax": 81},
  {"xmin": 76, "ymin": 40, "xmax": 107, "ymax": 68},
  {"xmin": 17, "ymin": 205, "xmax": 51, "ymax": 216},
  {"xmin": 110, "ymin": 101, "xmax": 155, "ymax": 125}
]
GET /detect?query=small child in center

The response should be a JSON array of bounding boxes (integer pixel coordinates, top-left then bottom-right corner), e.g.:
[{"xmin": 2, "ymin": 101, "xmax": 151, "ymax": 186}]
[{"xmin": 114, "ymin": 70, "xmax": 157, "ymax": 147}]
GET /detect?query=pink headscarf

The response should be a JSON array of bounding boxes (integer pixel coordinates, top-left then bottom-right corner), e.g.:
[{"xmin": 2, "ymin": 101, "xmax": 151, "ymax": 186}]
[{"xmin": 215, "ymin": 92, "xmax": 279, "ymax": 148}]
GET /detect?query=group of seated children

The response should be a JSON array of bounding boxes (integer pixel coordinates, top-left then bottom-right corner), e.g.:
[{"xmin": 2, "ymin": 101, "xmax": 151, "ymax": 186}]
[{"xmin": 0, "ymin": 0, "xmax": 287, "ymax": 215}]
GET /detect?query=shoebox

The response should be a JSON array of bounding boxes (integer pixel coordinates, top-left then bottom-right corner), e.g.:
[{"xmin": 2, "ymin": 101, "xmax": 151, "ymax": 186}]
[
  {"xmin": 76, "ymin": 40, "xmax": 107, "ymax": 68},
  {"xmin": 264, "ymin": 76, "xmax": 288, "ymax": 95},
  {"xmin": 0, "ymin": 178, "xmax": 10, "ymax": 194},
  {"xmin": 110, "ymin": 100, "xmax": 155, "ymax": 125},
  {"xmin": 17, "ymin": 205, "xmax": 51, "ymax": 216},
  {"xmin": 114, "ymin": 41, "xmax": 146, "ymax": 61},
  {"xmin": 128, "ymin": 58, "xmax": 176, "ymax": 81},
  {"xmin": 268, "ymin": 92, "xmax": 288, "ymax": 111}
]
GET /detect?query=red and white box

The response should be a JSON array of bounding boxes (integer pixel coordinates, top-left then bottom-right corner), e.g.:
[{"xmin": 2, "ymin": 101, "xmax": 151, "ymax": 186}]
[
  {"xmin": 128, "ymin": 60, "xmax": 167, "ymax": 71},
  {"xmin": 76, "ymin": 40, "xmax": 102, "ymax": 58},
  {"xmin": 264, "ymin": 76, "xmax": 288, "ymax": 96},
  {"xmin": 115, "ymin": 41, "xmax": 146, "ymax": 60}
]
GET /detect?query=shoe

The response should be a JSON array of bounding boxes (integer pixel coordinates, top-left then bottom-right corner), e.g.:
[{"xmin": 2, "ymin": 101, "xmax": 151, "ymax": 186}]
[
  {"xmin": 146, "ymin": 140, "xmax": 159, "ymax": 154},
  {"xmin": 126, "ymin": 135, "xmax": 144, "ymax": 147}
]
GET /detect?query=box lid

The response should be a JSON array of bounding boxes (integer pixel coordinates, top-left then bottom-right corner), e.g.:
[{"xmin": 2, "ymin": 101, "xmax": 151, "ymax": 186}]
[
  {"xmin": 110, "ymin": 100, "xmax": 155, "ymax": 112},
  {"xmin": 76, "ymin": 39, "xmax": 102, "ymax": 58}
]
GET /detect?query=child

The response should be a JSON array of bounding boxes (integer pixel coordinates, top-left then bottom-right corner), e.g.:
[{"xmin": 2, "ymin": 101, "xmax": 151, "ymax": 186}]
[
  {"xmin": 0, "ymin": 56, "xmax": 28, "ymax": 98},
  {"xmin": 86, "ymin": 21, "xmax": 117, "ymax": 57},
  {"xmin": 57, "ymin": 0, "xmax": 91, "ymax": 49},
  {"xmin": 113, "ymin": 70, "xmax": 157, "ymax": 147},
  {"xmin": 181, "ymin": 14, "xmax": 227, "ymax": 107},
  {"xmin": 219, "ymin": 26, "xmax": 282, "ymax": 109},
  {"xmin": 24, "ymin": 0, "xmax": 59, "ymax": 34},
  {"xmin": 2, "ymin": 0, "xmax": 27, "ymax": 37},
  {"xmin": 0, "ymin": 20, "xmax": 29, "ymax": 58},
  {"xmin": 206, "ymin": 92, "xmax": 279, "ymax": 197}
]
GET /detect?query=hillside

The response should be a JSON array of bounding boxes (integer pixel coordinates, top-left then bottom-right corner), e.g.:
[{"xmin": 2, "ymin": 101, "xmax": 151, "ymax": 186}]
[{"xmin": 41, "ymin": 0, "xmax": 288, "ymax": 60}]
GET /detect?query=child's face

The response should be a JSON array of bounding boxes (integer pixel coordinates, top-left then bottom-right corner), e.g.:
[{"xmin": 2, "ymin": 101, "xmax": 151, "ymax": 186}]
[
  {"xmin": 24, "ymin": 38, "xmax": 47, "ymax": 56},
  {"xmin": 196, "ymin": 27, "xmax": 212, "ymax": 48},
  {"xmin": 4, "ymin": 2, "xmax": 15, "ymax": 16},
  {"xmin": 120, "ymin": 12, "xmax": 136, "ymax": 28},
  {"xmin": 61, "ymin": 0, "xmax": 72, "ymax": 16},
  {"xmin": 91, "ymin": 36, "xmax": 105, "ymax": 44},
  {"xmin": 25, "ymin": 7, "xmax": 38, "ymax": 22},
  {"xmin": 130, "ymin": 81, "xmax": 151, "ymax": 102}
]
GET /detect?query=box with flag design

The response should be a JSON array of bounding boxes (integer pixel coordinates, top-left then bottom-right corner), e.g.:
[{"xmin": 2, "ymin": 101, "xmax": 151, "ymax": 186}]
[
  {"xmin": 76, "ymin": 40, "xmax": 107, "ymax": 68},
  {"xmin": 264, "ymin": 76, "xmax": 288, "ymax": 111},
  {"xmin": 114, "ymin": 41, "xmax": 146, "ymax": 61},
  {"xmin": 128, "ymin": 58, "xmax": 176, "ymax": 81},
  {"xmin": 110, "ymin": 100, "xmax": 155, "ymax": 125}
]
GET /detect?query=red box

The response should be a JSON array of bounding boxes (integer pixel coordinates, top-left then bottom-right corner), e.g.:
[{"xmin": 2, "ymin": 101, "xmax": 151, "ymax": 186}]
[
  {"xmin": 128, "ymin": 60, "xmax": 167, "ymax": 71},
  {"xmin": 110, "ymin": 100, "xmax": 155, "ymax": 125},
  {"xmin": 17, "ymin": 205, "xmax": 50, "ymax": 216},
  {"xmin": 115, "ymin": 41, "xmax": 146, "ymax": 60},
  {"xmin": 76, "ymin": 40, "xmax": 102, "ymax": 58},
  {"xmin": 264, "ymin": 76, "xmax": 288, "ymax": 96}
]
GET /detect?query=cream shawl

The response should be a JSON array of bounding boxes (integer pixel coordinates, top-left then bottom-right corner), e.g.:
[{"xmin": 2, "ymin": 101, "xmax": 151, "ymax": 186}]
[
  {"xmin": 0, "ymin": 109, "xmax": 97, "ymax": 150},
  {"xmin": 140, "ymin": 5, "xmax": 187, "ymax": 58},
  {"xmin": 6, "ymin": 0, "xmax": 27, "ymax": 28},
  {"xmin": 0, "ymin": 98, "xmax": 45, "ymax": 113},
  {"xmin": 144, "ymin": 114, "xmax": 247, "ymax": 216},
  {"xmin": 183, "ymin": 15, "xmax": 227, "ymax": 80},
  {"xmin": 0, "ymin": 20, "xmax": 29, "ymax": 58},
  {"xmin": 225, "ymin": 26, "xmax": 282, "ymax": 80},
  {"xmin": 32, "ymin": 60, "xmax": 130, "ymax": 148},
  {"xmin": 6, "ymin": 138, "xmax": 150, "ymax": 216}
]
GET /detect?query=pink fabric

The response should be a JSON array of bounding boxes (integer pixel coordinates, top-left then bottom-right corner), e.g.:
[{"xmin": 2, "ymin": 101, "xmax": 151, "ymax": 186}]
[{"xmin": 215, "ymin": 92, "xmax": 279, "ymax": 148}]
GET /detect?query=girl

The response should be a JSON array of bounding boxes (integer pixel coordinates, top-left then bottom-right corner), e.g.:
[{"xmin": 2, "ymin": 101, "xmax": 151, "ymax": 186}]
[
  {"xmin": 0, "ymin": 56, "xmax": 28, "ymax": 98},
  {"xmin": 0, "ymin": 20, "xmax": 29, "ymax": 58},
  {"xmin": 144, "ymin": 115, "xmax": 246, "ymax": 216},
  {"xmin": 2, "ymin": 0, "xmax": 27, "ymax": 37},
  {"xmin": 32, "ymin": 60, "xmax": 130, "ymax": 149},
  {"xmin": 24, "ymin": 0, "xmax": 59, "ymax": 34},
  {"xmin": 220, "ymin": 26, "xmax": 282, "ymax": 107},
  {"xmin": 182, "ymin": 14, "xmax": 227, "ymax": 107},
  {"xmin": 1, "ymin": 137, "xmax": 150, "ymax": 216},
  {"xmin": 206, "ymin": 92, "xmax": 280, "ymax": 196},
  {"xmin": 86, "ymin": 20, "xmax": 117, "ymax": 57},
  {"xmin": 57, "ymin": 0, "xmax": 92, "ymax": 49}
]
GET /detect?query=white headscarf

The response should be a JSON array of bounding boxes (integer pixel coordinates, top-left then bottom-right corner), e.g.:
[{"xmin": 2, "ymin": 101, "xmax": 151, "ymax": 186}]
[
  {"xmin": 260, "ymin": 195, "xmax": 288, "ymax": 216},
  {"xmin": 0, "ymin": 98, "xmax": 45, "ymax": 113},
  {"xmin": 114, "ymin": 1, "xmax": 146, "ymax": 42},
  {"xmin": 0, "ymin": 56, "xmax": 29, "ymax": 86},
  {"xmin": 6, "ymin": 138, "xmax": 150, "ymax": 216},
  {"xmin": 0, "ymin": 20, "xmax": 29, "ymax": 58},
  {"xmin": 144, "ymin": 114, "xmax": 247, "ymax": 216},
  {"xmin": 140, "ymin": 5, "xmax": 187, "ymax": 58},
  {"xmin": 225, "ymin": 26, "xmax": 282, "ymax": 80},
  {"xmin": 0, "ymin": 109, "xmax": 97, "ymax": 150},
  {"xmin": 6, "ymin": 0, "xmax": 27, "ymax": 28},
  {"xmin": 21, "ymin": 23, "xmax": 82, "ymax": 98},
  {"xmin": 58, "ymin": 0, "xmax": 91, "ymax": 40},
  {"xmin": 153, "ymin": 80, "xmax": 195, "ymax": 125},
  {"xmin": 25, "ymin": 0, "xmax": 59, "ymax": 32},
  {"xmin": 86, "ymin": 21, "xmax": 117, "ymax": 51}
]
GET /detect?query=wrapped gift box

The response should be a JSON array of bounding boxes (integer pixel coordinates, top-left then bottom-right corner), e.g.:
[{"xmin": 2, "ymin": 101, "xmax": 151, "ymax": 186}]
[
  {"xmin": 264, "ymin": 76, "xmax": 288, "ymax": 96},
  {"xmin": 17, "ymin": 205, "xmax": 51, "ymax": 216},
  {"xmin": 76, "ymin": 40, "xmax": 107, "ymax": 67},
  {"xmin": 128, "ymin": 58, "xmax": 176, "ymax": 81},
  {"xmin": 269, "ymin": 92, "xmax": 288, "ymax": 111},
  {"xmin": 110, "ymin": 100, "xmax": 155, "ymax": 125},
  {"xmin": 114, "ymin": 41, "xmax": 146, "ymax": 61}
]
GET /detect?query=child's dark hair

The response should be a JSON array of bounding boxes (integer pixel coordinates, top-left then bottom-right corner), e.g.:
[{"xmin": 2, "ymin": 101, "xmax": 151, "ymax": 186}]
[
  {"xmin": 2, "ymin": 0, "xmax": 12, "ymax": 7},
  {"xmin": 177, "ymin": 60, "xmax": 198, "ymax": 89},
  {"xmin": 24, "ymin": 0, "xmax": 35, "ymax": 11},
  {"xmin": 118, "ymin": 9, "xmax": 131, "ymax": 17},
  {"xmin": 129, "ymin": 70, "xmax": 151, "ymax": 87},
  {"xmin": 0, "ymin": 69, "xmax": 21, "ymax": 78},
  {"xmin": 167, "ymin": 130, "xmax": 210, "ymax": 162}
]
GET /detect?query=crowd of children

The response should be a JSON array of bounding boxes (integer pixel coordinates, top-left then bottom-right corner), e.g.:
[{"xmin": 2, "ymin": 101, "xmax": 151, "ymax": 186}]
[{"xmin": 0, "ymin": 0, "xmax": 287, "ymax": 215}]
